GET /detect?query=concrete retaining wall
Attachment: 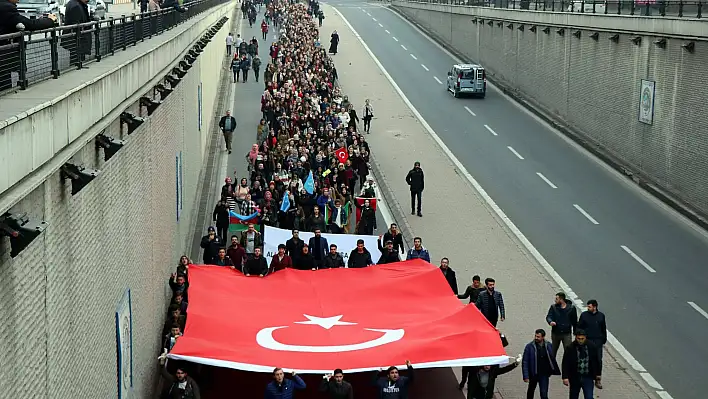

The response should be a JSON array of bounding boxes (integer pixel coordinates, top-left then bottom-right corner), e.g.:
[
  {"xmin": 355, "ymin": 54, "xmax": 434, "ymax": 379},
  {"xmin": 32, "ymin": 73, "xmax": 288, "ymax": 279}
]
[
  {"xmin": 392, "ymin": 1, "xmax": 708, "ymax": 217},
  {"xmin": 0, "ymin": 7, "xmax": 235, "ymax": 399}
]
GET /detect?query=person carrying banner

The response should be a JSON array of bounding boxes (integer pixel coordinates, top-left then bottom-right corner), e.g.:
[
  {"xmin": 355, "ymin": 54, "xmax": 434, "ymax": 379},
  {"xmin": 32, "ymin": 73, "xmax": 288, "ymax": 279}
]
[
  {"xmin": 320, "ymin": 369, "xmax": 353, "ymax": 399},
  {"xmin": 373, "ymin": 360, "xmax": 414, "ymax": 399},
  {"xmin": 377, "ymin": 237, "xmax": 400, "ymax": 265}
]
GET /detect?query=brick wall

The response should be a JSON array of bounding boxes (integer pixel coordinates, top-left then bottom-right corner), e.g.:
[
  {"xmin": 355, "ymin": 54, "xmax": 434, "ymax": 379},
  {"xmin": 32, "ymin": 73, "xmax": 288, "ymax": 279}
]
[
  {"xmin": 0, "ymin": 11, "xmax": 234, "ymax": 397},
  {"xmin": 395, "ymin": 4, "xmax": 708, "ymax": 215}
]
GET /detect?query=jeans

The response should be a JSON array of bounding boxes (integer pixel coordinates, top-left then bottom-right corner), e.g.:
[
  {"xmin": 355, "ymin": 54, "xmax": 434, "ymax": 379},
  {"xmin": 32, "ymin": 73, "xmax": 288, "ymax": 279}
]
[
  {"xmin": 217, "ymin": 225, "xmax": 228, "ymax": 244},
  {"xmin": 569, "ymin": 376, "xmax": 594, "ymax": 399},
  {"xmin": 253, "ymin": 68, "xmax": 260, "ymax": 82},
  {"xmin": 226, "ymin": 45, "xmax": 232, "ymax": 55},
  {"xmin": 241, "ymin": 69, "xmax": 249, "ymax": 82},
  {"xmin": 551, "ymin": 332, "xmax": 572, "ymax": 359},
  {"xmin": 363, "ymin": 117, "xmax": 372, "ymax": 132},
  {"xmin": 527, "ymin": 375, "xmax": 550, "ymax": 399},
  {"xmin": 410, "ymin": 190, "xmax": 422, "ymax": 213},
  {"xmin": 459, "ymin": 366, "xmax": 471, "ymax": 387},
  {"xmin": 233, "ymin": 69, "xmax": 240, "ymax": 82}
]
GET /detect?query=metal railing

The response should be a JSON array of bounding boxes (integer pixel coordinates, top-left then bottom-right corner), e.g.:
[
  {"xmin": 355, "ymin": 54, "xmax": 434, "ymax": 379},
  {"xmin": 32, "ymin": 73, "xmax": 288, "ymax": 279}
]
[
  {"xmin": 0, "ymin": 0, "xmax": 229, "ymax": 96},
  {"xmin": 400, "ymin": 0, "xmax": 704, "ymax": 18}
]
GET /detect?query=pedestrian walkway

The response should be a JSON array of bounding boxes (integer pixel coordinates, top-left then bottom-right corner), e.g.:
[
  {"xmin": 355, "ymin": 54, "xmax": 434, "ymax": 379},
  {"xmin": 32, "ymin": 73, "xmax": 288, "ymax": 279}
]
[{"xmin": 321, "ymin": 3, "xmax": 656, "ymax": 398}]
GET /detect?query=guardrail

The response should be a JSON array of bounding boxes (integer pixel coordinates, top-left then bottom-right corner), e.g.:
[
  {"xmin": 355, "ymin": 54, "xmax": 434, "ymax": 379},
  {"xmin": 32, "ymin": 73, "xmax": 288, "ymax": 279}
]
[
  {"xmin": 0, "ymin": 0, "xmax": 229, "ymax": 96},
  {"xmin": 398, "ymin": 0, "xmax": 704, "ymax": 18}
]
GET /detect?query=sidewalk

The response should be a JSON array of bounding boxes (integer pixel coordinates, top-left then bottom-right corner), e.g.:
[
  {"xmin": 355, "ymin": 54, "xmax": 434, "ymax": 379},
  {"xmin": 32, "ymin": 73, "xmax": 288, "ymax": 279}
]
[{"xmin": 321, "ymin": 3, "xmax": 655, "ymax": 399}]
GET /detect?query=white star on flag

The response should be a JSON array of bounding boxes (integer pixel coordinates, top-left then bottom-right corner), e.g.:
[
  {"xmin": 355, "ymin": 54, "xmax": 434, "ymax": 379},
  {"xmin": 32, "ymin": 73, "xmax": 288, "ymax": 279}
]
[{"xmin": 294, "ymin": 315, "xmax": 357, "ymax": 330}]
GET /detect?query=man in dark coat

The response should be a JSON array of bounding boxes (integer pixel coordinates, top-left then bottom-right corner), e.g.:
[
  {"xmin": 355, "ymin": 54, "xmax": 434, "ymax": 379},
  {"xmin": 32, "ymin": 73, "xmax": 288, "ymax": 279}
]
[
  {"xmin": 320, "ymin": 369, "xmax": 353, "ymax": 399},
  {"xmin": 322, "ymin": 244, "xmax": 345, "ymax": 269},
  {"xmin": 467, "ymin": 361, "xmax": 518, "ymax": 399},
  {"xmin": 439, "ymin": 257, "xmax": 458, "ymax": 294},
  {"xmin": 328, "ymin": 30, "xmax": 339, "ymax": 54},
  {"xmin": 562, "ymin": 330, "xmax": 601, "ymax": 399},
  {"xmin": 0, "ymin": 0, "xmax": 57, "ymax": 91},
  {"xmin": 376, "ymin": 237, "xmax": 400, "ymax": 265},
  {"xmin": 62, "ymin": 0, "xmax": 92, "ymax": 66},
  {"xmin": 522, "ymin": 329, "xmax": 560, "ymax": 399},
  {"xmin": 199, "ymin": 226, "xmax": 222, "ymax": 264},
  {"xmin": 405, "ymin": 161, "xmax": 424, "ymax": 217}
]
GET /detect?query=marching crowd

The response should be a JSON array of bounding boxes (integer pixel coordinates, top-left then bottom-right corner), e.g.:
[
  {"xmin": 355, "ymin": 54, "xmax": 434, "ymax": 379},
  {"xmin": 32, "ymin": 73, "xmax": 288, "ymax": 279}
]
[{"xmin": 157, "ymin": 0, "xmax": 611, "ymax": 398}]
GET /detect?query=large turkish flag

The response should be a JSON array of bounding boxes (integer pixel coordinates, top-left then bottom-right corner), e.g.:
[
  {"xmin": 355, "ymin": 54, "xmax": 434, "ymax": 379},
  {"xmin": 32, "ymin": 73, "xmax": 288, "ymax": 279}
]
[{"xmin": 168, "ymin": 260, "xmax": 509, "ymax": 373}]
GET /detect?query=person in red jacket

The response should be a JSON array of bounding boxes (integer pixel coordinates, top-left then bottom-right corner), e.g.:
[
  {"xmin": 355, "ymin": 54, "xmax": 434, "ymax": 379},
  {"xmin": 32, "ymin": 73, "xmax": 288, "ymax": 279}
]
[
  {"xmin": 270, "ymin": 244, "xmax": 293, "ymax": 273},
  {"xmin": 261, "ymin": 19, "xmax": 269, "ymax": 40}
]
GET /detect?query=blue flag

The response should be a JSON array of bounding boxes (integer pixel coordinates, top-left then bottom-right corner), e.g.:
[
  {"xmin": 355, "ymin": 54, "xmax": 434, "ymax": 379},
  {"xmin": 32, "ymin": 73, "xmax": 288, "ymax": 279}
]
[
  {"xmin": 304, "ymin": 171, "xmax": 315, "ymax": 195},
  {"xmin": 280, "ymin": 191, "xmax": 291, "ymax": 212}
]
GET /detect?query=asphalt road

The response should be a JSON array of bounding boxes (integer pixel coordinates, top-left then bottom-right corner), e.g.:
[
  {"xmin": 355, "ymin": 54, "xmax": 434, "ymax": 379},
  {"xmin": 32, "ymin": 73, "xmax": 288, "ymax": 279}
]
[
  {"xmin": 226, "ymin": 13, "xmax": 388, "ymax": 237},
  {"xmin": 329, "ymin": 1, "xmax": 708, "ymax": 397}
]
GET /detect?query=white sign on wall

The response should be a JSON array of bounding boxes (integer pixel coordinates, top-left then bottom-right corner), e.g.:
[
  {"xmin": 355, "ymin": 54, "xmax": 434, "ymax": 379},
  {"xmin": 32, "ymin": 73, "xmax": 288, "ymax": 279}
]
[
  {"xmin": 638, "ymin": 79, "xmax": 656, "ymax": 125},
  {"xmin": 116, "ymin": 288, "xmax": 133, "ymax": 399}
]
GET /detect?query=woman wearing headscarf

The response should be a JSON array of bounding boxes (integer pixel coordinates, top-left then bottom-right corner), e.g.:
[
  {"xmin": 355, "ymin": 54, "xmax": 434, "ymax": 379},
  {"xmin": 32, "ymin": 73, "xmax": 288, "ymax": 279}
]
[{"xmin": 329, "ymin": 30, "xmax": 339, "ymax": 55}]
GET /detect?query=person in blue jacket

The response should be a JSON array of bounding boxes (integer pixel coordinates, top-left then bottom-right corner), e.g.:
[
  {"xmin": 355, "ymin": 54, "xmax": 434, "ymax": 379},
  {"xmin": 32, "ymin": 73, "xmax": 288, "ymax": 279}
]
[
  {"xmin": 264, "ymin": 368, "xmax": 306, "ymax": 399},
  {"xmin": 373, "ymin": 360, "xmax": 414, "ymax": 399},
  {"xmin": 522, "ymin": 329, "xmax": 560, "ymax": 399}
]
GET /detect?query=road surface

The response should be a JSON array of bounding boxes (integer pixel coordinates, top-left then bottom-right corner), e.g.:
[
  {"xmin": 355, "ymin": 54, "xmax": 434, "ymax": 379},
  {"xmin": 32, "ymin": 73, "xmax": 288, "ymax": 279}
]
[{"xmin": 328, "ymin": 1, "xmax": 708, "ymax": 397}]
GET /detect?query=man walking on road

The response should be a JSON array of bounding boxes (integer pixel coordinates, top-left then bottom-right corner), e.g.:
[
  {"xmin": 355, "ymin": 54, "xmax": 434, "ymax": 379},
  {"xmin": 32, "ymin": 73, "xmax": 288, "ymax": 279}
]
[
  {"xmin": 405, "ymin": 161, "xmax": 424, "ymax": 217},
  {"xmin": 226, "ymin": 32, "xmax": 234, "ymax": 55},
  {"xmin": 546, "ymin": 292, "xmax": 578, "ymax": 360},
  {"xmin": 522, "ymin": 328, "xmax": 560, "ymax": 399},
  {"xmin": 578, "ymin": 299, "xmax": 607, "ymax": 389},
  {"xmin": 218, "ymin": 110, "xmax": 237, "ymax": 154},
  {"xmin": 475, "ymin": 278, "xmax": 505, "ymax": 327},
  {"xmin": 562, "ymin": 330, "xmax": 601, "ymax": 399},
  {"xmin": 458, "ymin": 275, "xmax": 484, "ymax": 304}
]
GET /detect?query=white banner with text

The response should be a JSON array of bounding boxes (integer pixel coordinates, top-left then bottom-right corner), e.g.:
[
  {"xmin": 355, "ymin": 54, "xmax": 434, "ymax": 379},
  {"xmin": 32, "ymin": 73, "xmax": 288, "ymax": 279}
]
[{"xmin": 263, "ymin": 225, "xmax": 380, "ymax": 265}]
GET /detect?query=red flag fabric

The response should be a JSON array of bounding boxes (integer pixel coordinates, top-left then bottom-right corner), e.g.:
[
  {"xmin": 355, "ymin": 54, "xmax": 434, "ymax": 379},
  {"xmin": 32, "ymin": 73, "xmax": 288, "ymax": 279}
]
[
  {"xmin": 335, "ymin": 147, "xmax": 349, "ymax": 165},
  {"xmin": 355, "ymin": 196, "xmax": 377, "ymax": 226},
  {"xmin": 168, "ymin": 260, "xmax": 509, "ymax": 373}
]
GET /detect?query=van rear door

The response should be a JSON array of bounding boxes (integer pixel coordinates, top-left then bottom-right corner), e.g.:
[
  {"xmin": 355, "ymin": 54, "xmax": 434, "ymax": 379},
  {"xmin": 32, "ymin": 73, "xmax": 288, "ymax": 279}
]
[{"xmin": 475, "ymin": 68, "xmax": 485, "ymax": 92}]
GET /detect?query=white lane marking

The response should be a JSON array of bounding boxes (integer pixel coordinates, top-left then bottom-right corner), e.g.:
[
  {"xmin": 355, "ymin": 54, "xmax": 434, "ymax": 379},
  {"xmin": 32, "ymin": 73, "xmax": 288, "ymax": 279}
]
[
  {"xmin": 464, "ymin": 106, "xmax": 476, "ymax": 116},
  {"xmin": 507, "ymin": 146, "xmax": 524, "ymax": 160},
  {"xmin": 410, "ymin": 54, "xmax": 417, "ymax": 60},
  {"xmin": 392, "ymin": 36, "xmax": 398, "ymax": 42},
  {"xmin": 358, "ymin": 6, "xmax": 362, "ymax": 9},
  {"xmin": 620, "ymin": 245, "xmax": 656, "ymax": 273},
  {"xmin": 483, "ymin": 124, "xmax": 497, "ymax": 135},
  {"xmin": 657, "ymin": 392, "xmax": 675, "ymax": 399},
  {"xmin": 687, "ymin": 301, "xmax": 708, "ymax": 320},
  {"xmin": 433, "ymin": 76, "xmax": 443, "ymax": 85},
  {"xmin": 640, "ymin": 373, "xmax": 664, "ymax": 390},
  {"xmin": 366, "ymin": 11, "xmax": 370, "ymax": 15},
  {"xmin": 421, "ymin": 64, "xmax": 429, "ymax": 71},
  {"xmin": 385, "ymin": 29, "xmax": 390, "ymax": 34},
  {"xmin": 372, "ymin": 17, "xmax": 377, "ymax": 21},
  {"xmin": 332, "ymin": 5, "xmax": 655, "ymax": 387},
  {"xmin": 573, "ymin": 204, "xmax": 599, "ymax": 225},
  {"xmin": 401, "ymin": 44, "xmax": 407, "ymax": 50},
  {"xmin": 536, "ymin": 172, "xmax": 558, "ymax": 189},
  {"xmin": 378, "ymin": 23, "xmax": 383, "ymax": 27}
]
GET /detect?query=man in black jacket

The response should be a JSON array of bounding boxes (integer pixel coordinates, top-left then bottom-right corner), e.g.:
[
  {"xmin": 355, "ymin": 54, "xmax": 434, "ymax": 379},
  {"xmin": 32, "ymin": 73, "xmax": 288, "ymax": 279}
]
[
  {"xmin": 546, "ymin": 292, "xmax": 578, "ymax": 360},
  {"xmin": 561, "ymin": 330, "xmax": 601, "ymax": 399},
  {"xmin": 377, "ymin": 237, "xmax": 400, "ymax": 264},
  {"xmin": 467, "ymin": 361, "xmax": 519, "ymax": 399},
  {"xmin": 212, "ymin": 197, "xmax": 230, "ymax": 243},
  {"xmin": 382, "ymin": 223, "xmax": 404, "ymax": 255},
  {"xmin": 0, "ymin": 0, "xmax": 57, "ymax": 91},
  {"xmin": 199, "ymin": 226, "xmax": 222, "ymax": 264},
  {"xmin": 348, "ymin": 239, "xmax": 373, "ymax": 268},
  {"xmin": 218, "ymin": 110, "xmax": 237, "ymax": 154},
  {"xmin": 439, "ymin": 257, "xmax": 458, "ymax": 294},
  {"xmin": 322, "ymin": 244, "xmax": 345, "ymax": 268},
  {"xmin": 62, "ymin": 0, "xmax": 92, "ymax": 66},
  {"xmin": 320, "ymin": 369, "xmax": 353, "ymax": 399},
  {"xmin": 577, "ymin": 299, "xmax": 607, "ymax": 387},
  {"xmin": 405, "ymin": 161, "xmax": 424, "ymax": 217}
]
